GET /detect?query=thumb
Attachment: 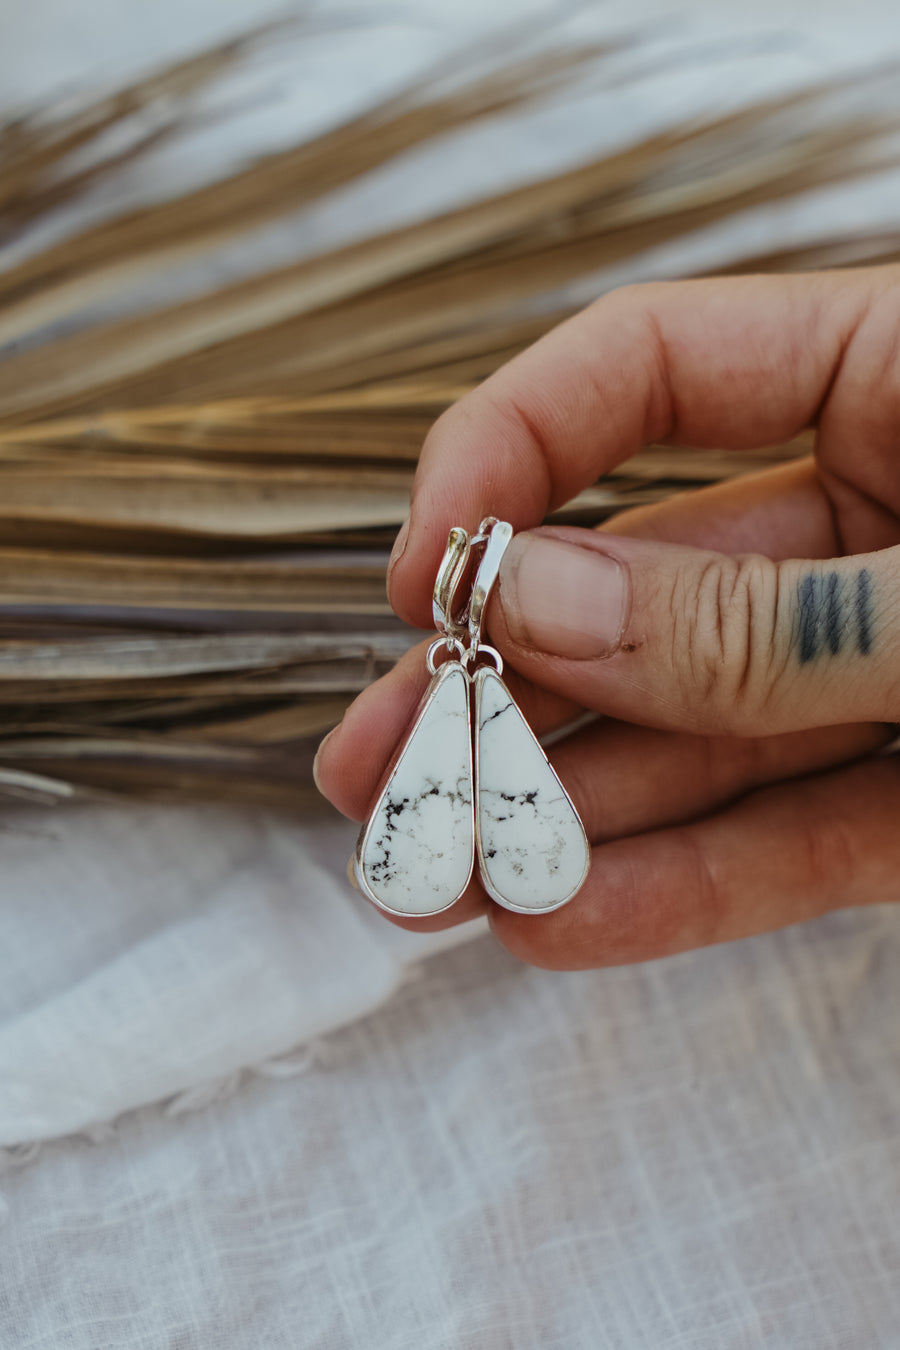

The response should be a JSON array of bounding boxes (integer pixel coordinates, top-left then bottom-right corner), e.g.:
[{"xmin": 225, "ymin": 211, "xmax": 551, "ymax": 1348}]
[{"xmin": 491, "ymin": 526, "xmax": 898, "ymax": 736}]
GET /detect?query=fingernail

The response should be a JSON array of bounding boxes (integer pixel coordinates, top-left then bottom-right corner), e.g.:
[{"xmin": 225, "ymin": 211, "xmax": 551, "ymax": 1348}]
[
  {"xmin": 312, "ymin": 725, "xmax": 339, "ymax": 796},
  {"xmin": 346, "ymin": 854, "xmax": 361, "ymax": 892},
  {"xmin": 499, "ymin": 534, "xmax": 629, "ymax": 658}
]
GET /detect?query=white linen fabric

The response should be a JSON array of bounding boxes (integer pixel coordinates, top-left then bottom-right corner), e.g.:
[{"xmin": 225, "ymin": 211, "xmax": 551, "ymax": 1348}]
[
  {"xmin": 4, "ymin": 909, "xmax": 900, "ymax": 1348},
  {"xmin": 3, "ymin": 0, "xmax": 900, "ymax": 1345},
  {"xmin": 0, "ymin": 800, "xmax": 483, "ymax": 1147}
]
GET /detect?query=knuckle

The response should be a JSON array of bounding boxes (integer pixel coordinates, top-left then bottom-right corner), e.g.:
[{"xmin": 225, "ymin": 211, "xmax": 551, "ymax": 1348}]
[{"xmin": 666, "ymin": 553, "xmax": 782, "ymax": 734}]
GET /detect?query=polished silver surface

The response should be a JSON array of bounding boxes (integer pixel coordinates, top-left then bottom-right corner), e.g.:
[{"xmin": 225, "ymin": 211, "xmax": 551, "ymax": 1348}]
[
  {"xmin": 432, "ymin": 526, "xmax": 471, "ymax": 641},
  {"xmin": 467, "ymin": 517, "xmax": 514, "ymax": 655}
]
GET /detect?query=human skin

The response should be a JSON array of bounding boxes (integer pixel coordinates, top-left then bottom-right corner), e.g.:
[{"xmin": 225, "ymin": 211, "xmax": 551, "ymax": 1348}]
[{"xmin": 314, "ymin": 266, "xmax": 900, "ymax": 970}]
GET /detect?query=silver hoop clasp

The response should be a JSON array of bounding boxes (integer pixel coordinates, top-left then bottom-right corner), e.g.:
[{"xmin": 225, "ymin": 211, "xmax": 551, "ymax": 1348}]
[
  {"xmin": 466, "ymin": 518, "xmax": 513, "ymax": 655},
  {"xmin": 432, "ymin": 517, "xmax": 513, "ymax": 659},
  {"xmin": 432, "ymin": 526, "xmax": 471, "ymax": 642}
]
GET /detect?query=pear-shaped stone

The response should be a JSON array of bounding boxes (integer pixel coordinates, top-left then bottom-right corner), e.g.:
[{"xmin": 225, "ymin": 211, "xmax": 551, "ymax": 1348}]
[
  {"xmin": 355, "ymin": 661, "xmax": 474, "ymax": 916},
  {"xmin": 474, "ymin": 666, "xmax": 589, "ymax": 912}
]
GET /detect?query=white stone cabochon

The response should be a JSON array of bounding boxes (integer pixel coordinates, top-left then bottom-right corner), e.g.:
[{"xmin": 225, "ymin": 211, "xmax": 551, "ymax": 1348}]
[
  {"xmin": 475, "ymin": 668, "xmax": 589, "ymax": 911},
  {"xmin": 359, "ymin": 663, "xmax": 474, "ymax": 915}
]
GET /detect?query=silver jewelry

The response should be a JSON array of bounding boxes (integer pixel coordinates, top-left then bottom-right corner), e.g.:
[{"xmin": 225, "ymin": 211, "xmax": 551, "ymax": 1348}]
[{"xmin": 354, "ymin": 519, "xmax": 590, "ymax": 918}]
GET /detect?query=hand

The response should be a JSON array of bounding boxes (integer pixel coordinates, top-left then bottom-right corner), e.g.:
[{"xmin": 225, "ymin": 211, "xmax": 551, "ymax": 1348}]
[{"xmin": 315, "ymin": 266, "xmax": 900, "ymax": 968}]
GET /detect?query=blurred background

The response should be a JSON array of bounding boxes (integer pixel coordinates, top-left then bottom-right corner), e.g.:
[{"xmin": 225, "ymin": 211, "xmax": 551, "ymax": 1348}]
[
  {"xmin": 4, "ymin": 4, "xmax": 900, "ymax": 1347},
  {"xmin": 1, "ymin": 0, "xmax": 900, "ymax": 806}
]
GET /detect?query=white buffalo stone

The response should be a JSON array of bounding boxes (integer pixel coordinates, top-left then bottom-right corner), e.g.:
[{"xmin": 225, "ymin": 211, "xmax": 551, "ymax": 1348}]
[
  {"xmin": 475, "ymin": 667, "xmax": 589, "ymax": 912},
  {"xmin": 356, "ymin": 662, "xmax": 474, "ymax": 915}
]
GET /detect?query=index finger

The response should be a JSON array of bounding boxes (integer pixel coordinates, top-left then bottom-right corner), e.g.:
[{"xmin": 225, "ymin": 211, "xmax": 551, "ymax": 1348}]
[{"xmin": 388, "ymin": 267, "xmax": 890, "ymax": 628}]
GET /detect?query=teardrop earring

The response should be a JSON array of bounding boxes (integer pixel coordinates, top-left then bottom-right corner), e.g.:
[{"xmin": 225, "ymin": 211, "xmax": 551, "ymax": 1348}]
[
  {"xmin": 473, "ymin": 660, "xmax": 590, "ymax": 913},
  {"xmin": 354, "ymin": 528, "xmax": 476, "ymax": 918},
  {"xmin": 354, "ymin": 518, "xmax": 590, "ymax": 917},
  {"xmin": 464, "ymin": 519, "xmax": 590, "ymax": 914}
]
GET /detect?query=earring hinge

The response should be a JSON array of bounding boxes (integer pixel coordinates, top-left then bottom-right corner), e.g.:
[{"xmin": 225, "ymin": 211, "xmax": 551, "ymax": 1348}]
[{"xmin": 432, "ymin": 517, "xmax": 513, "ymax": 656}]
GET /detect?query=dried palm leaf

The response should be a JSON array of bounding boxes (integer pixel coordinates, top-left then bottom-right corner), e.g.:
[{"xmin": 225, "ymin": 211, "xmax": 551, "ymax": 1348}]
[
  {"xmin": 0, "ymin": 40, "xmax": 611, "ymax": 347},
  {"xmin": 3, "ymin": 84, "xmax": 899, "ymax": 423},
  {"xmin": 0, "ymin": 19, "xmax": 294, "ymax": 243},
  {"xmin": 0, "ymin": 28, "xmax": 897, "ymax": 803}
]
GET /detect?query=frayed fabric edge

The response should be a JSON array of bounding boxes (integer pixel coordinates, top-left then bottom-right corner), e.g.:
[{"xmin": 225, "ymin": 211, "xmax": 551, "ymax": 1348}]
[
  {"xmin": 0, "ymin": 927, "xmax": 487, "ymax": 1179},
  {"xmin": 0, "ymin": 1034, "xmax": 333, "ymax": 1188}
]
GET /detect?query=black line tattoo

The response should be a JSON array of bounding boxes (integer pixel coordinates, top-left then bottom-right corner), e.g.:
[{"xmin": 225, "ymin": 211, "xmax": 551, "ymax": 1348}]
[
  {"xmin": 857, "ymin": 568, "xmax": 873, "ymax": 656},
  {"xmin": 798, "ymin": 574, "xmax": 819, "ymax": 664},
  {"xmin": 824, "ymin": 572, "xmax": 842, "ymax": 655},
  {"xmin": 795, "ymin": 567, "xmax": 874, "ymax": 665}
]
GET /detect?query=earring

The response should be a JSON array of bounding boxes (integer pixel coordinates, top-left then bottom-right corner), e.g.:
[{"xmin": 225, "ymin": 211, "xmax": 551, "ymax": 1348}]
[{"xmin": 354, "ymin": 519, "xmax": 590, "ymax": 918}]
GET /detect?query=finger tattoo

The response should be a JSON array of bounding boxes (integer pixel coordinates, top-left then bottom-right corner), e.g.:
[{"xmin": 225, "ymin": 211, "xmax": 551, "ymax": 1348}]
[{"xmin": 795, "ymin": 568, "xmax": 873, "ymax": 664}]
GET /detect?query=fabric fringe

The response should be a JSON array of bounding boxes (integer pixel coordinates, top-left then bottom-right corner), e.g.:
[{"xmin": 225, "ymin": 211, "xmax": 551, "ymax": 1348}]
[{"xmin": 0, "ymin": 1035, "xmax": 334, "ymax": 1177}]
